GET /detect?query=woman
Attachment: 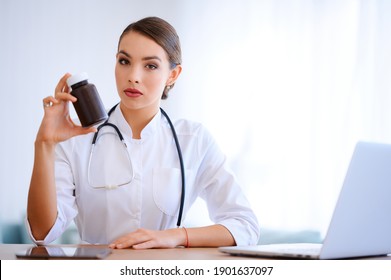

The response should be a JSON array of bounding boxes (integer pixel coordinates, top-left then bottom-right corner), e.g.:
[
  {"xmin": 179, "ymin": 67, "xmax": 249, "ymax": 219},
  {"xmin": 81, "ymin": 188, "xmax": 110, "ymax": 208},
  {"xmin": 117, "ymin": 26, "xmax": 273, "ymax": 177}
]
[{"xmin": 27, "ymin": 17, "xmax": 259, "ymax": 249}]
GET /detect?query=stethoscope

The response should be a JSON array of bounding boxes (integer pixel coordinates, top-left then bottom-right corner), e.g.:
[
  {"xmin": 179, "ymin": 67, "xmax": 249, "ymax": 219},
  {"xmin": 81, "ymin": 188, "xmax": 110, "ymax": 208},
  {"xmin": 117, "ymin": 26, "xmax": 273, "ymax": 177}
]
[{"xmin": 88, "ymin": 103, "xmax": 185, "ymax": 227}]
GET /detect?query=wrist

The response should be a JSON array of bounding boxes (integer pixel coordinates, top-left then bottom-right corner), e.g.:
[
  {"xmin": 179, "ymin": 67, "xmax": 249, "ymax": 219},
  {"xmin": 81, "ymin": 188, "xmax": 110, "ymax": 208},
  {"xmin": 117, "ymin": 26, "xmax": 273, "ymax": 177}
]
[
  {"xmin": 168, "ymin": 227, "xmax": 189, "ymax": 248},
  {"xmin": 34, "ymin": 139, "xmax": 56, "ymax": 154},
  {"xmin": 182, "ymin": 227, "xmax": 189, "ymax": 248}
]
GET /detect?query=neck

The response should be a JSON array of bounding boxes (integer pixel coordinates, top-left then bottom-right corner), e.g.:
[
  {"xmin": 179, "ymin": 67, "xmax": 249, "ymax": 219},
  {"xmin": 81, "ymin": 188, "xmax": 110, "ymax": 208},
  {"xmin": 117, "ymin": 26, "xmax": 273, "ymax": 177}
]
[{"xmin": 119, "ymin": 103, "xmax": 159, "ymax": 139}]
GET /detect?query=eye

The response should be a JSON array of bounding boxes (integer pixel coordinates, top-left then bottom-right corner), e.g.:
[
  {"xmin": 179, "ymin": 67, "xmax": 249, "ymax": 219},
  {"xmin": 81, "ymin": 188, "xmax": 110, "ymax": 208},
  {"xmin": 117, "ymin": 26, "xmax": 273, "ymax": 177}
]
[
  {"xmin": 146, "ymin": 64, "xmax": 158, "ymax": 70},
  {"xmin": 118, "ymin": 58, "xmax": 129, "ymax": 65}
]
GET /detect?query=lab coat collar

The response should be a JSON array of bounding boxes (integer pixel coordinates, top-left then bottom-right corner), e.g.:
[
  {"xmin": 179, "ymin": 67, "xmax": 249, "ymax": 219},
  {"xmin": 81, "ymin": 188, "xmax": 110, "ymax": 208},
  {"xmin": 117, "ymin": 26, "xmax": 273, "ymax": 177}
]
[{"xmin": 111, "ymin": 105, "xmax": 162, "ymax": 142}]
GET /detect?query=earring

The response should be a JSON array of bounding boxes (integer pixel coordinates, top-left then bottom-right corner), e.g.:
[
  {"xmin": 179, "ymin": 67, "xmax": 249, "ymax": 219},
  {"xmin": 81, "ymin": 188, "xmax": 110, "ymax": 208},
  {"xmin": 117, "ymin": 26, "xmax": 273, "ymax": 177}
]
[{"xmin": 166, "ymin": 85, "xmax": 171, "ymax": 90}]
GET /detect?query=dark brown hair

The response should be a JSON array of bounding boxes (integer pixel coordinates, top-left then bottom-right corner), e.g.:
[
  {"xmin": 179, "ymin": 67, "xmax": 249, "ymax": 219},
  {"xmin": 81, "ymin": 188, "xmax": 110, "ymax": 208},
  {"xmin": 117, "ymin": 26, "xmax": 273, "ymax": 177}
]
[{"xmin": 118, "ymin": 17, "xmax": 182, "ymax": 99}]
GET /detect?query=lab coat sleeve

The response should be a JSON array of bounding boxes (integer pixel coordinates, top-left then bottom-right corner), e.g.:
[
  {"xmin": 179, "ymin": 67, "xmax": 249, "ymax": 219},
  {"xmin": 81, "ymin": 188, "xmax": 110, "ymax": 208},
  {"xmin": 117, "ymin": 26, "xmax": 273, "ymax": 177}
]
[
  {"xmin": 26, "ymin": 142, "xmax": 78, "ymax": 245},
  {"xmin": 196, "ymin": 129, "xmax": 260, "ymax": 246}
]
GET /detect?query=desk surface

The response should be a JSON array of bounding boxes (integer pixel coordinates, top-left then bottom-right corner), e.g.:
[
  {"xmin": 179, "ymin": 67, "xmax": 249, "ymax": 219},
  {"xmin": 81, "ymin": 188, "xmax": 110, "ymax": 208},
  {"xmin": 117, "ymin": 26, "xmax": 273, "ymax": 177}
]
[
  {"xmin": 2, "ymin": 244, "xmax": 391, "ymax": 260},
  {"xmin": 0, "ymin": 244, "xmax": 253, "ymax": 260}
]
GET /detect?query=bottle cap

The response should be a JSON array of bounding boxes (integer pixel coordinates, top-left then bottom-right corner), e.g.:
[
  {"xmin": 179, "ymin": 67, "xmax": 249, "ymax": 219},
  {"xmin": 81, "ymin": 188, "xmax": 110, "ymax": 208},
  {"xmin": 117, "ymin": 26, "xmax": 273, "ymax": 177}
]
[{"xmin": 66, "ymin": 72, "xmax": 89, "ymax": 87}]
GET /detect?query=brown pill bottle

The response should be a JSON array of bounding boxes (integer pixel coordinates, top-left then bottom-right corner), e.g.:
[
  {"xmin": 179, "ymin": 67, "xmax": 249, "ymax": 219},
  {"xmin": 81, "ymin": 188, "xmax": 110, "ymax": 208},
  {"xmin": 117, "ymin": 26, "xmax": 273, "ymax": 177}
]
[{"xmin": 66, "ymin": 73, "xmax": 108, "ymax": 127}]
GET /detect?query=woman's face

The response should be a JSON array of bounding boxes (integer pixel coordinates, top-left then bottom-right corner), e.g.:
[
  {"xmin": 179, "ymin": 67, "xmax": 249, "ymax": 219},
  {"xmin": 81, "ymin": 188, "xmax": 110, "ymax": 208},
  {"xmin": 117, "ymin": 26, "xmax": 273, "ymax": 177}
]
[{"xmin": 115, "ymin": 31, "xmax": 181, "ymax": 114}]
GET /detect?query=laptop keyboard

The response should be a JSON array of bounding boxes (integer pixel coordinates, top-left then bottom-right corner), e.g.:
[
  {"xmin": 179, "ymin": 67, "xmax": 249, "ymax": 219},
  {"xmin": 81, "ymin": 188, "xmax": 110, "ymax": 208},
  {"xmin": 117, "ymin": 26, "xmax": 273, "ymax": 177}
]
[
  {"xmin": 274, "ymin": 246, "xmax": 321, "ymax": 256},
  {"xmin": 264, "ymin": 243, "xmax": 322, "ymax": 257}
]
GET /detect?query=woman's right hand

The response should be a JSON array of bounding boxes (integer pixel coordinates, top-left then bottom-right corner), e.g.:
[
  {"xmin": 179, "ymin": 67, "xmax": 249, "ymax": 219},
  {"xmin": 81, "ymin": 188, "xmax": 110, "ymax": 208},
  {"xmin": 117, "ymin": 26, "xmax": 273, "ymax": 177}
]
[{"xmin": 36, "ymin": 73, "xmax": 97, "ymax": 144}]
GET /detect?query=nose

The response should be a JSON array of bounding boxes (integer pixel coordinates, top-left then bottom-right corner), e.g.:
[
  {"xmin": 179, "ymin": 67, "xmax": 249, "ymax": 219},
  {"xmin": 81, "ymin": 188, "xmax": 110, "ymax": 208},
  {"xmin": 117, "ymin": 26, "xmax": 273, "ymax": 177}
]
[{"xmin": 127, "ymin": 65, "xmax": 140, "ymax": 84}]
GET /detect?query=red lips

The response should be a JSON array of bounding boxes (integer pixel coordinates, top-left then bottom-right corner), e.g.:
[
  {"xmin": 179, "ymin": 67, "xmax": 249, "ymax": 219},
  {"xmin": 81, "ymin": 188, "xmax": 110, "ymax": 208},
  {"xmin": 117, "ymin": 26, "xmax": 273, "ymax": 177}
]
[{"xmin": 124, "ymin": 88, "xmax": 143, "ymax": 98}]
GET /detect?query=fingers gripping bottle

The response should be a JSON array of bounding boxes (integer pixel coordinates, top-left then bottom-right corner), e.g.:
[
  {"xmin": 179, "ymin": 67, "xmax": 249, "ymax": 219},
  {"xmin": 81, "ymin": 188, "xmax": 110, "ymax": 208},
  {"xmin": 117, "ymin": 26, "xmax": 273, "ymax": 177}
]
[{"xmin": 66, "ymin": 73, "xmax": 108, "ymax": 127}]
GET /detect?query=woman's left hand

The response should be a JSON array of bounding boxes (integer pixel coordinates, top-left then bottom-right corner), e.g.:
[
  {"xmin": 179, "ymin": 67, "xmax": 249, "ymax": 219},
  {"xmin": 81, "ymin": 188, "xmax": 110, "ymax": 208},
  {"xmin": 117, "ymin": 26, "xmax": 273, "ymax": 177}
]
[{"xmin": 108, "ymin": 228, "xmax": 186, "ymax": 249}]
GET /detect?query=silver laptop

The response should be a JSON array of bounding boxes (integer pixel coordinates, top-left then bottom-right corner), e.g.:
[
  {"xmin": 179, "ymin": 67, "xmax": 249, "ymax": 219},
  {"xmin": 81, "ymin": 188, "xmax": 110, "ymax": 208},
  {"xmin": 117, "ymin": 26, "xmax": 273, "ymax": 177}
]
[{"xmin": 220, "ymin": 141, "xmax": 391, "ymax": 259}]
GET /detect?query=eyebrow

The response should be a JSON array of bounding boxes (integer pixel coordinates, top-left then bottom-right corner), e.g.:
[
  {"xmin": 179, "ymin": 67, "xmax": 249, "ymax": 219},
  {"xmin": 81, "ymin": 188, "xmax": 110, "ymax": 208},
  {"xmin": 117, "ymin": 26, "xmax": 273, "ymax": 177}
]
[{"xmin": 117, "ymin": 50, "xmax": 162, "ymax": 62}]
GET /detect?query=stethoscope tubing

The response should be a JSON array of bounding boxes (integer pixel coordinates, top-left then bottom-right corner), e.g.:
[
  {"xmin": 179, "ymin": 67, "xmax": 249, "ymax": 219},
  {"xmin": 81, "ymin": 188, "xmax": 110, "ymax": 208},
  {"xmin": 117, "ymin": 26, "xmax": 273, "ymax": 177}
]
[
  {"xmin": 91, "ymin": 103, "xmax": 185, "ymax": 227},
  {"xmin": 159, "ymin": 107, "xmax": 185, "ymax": 227}
]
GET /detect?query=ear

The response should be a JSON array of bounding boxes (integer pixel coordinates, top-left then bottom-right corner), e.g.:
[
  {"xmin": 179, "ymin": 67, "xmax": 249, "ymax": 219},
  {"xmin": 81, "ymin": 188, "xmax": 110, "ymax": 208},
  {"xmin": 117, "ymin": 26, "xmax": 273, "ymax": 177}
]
[{"xmin": 166, "ymin": 64, "xmax": 182, "ymax": 86}]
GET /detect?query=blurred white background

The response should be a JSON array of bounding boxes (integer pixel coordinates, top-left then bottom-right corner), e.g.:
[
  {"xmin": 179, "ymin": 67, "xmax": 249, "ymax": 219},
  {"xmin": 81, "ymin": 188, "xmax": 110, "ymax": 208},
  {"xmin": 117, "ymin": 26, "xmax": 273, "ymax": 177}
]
[{"xmin": 1, "ymin": 0, "xmax": 391, "ymax": 240}]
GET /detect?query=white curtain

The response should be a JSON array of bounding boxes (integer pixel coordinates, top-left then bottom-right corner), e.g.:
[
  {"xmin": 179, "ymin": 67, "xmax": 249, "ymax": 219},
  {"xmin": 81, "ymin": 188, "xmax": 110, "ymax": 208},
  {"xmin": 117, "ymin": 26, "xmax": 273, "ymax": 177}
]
[{"xmin": 176, "ymin": 0, "xmax": 391, "ymax": 235}]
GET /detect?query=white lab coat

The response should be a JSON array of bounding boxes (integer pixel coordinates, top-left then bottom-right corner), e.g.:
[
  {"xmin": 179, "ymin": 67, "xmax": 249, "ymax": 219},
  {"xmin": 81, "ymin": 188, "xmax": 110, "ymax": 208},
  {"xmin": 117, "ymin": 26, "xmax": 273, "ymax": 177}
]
[{"xmin": 27, "ymin": 106, "xmax": 260, "ymax": 245}]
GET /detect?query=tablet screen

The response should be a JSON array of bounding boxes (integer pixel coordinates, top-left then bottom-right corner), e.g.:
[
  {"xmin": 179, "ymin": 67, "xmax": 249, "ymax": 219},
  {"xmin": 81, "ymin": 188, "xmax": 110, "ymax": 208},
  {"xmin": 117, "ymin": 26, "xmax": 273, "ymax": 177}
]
[{"xmin": 15, "ymin": 246, "xmax": 112, "ymax": 259}]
